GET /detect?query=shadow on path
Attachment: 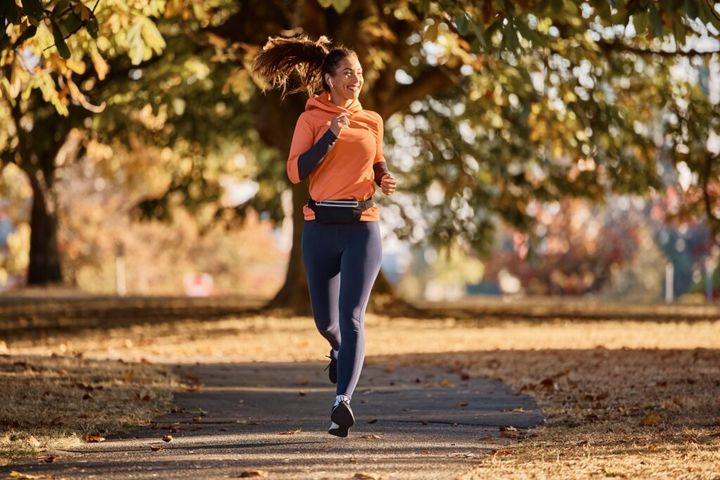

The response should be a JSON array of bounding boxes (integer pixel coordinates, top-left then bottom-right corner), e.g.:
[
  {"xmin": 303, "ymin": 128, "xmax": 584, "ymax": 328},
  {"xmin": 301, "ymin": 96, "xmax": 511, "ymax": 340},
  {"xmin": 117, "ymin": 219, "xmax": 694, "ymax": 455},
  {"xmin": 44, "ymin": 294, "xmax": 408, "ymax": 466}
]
[{"xmin": 2, "ymin": 361, "xmax": 544, "ymax": 479}]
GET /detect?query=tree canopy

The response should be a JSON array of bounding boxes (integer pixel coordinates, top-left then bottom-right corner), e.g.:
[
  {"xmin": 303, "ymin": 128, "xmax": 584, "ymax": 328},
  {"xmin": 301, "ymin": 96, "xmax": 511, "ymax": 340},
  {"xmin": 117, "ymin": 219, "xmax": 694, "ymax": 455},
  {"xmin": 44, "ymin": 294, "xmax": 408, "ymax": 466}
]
[{"xmin": 1, "ymin": 1, "xmax": 719, "ymax": 311}]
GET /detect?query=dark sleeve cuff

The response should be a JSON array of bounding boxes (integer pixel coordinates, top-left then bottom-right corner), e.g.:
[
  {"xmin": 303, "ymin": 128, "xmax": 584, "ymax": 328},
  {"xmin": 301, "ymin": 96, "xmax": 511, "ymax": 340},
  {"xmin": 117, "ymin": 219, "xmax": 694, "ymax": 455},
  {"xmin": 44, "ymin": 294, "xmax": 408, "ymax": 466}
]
[{"xmin": 373, "ymin": 161, "xmax": 390, "ymax": 186}]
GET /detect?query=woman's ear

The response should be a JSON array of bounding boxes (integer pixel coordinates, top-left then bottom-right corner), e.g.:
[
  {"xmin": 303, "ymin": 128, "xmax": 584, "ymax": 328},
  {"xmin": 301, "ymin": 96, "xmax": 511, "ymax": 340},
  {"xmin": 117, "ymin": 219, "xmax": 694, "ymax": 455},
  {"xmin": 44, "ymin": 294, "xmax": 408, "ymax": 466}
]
[{"xmin": 326, "ymin": 75, "xmax": 333, "ymax": 89}]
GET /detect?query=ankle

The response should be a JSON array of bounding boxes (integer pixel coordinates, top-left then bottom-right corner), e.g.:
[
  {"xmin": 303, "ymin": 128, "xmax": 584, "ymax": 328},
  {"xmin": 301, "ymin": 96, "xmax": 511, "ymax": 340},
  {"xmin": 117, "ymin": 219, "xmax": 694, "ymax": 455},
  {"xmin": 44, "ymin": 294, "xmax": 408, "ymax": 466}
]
[{"xmin": 334, "ymin": 394, "xmax": 350, "ymax": 406}]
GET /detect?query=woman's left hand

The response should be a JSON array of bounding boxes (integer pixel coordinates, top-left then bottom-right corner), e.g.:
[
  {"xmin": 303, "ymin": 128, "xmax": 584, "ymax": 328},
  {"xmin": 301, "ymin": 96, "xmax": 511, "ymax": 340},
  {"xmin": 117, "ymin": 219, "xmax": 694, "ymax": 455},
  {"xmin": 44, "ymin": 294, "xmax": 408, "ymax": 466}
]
[{"xmin": 380, "ymin": 175, "xmax": 397, "ymax": 196}]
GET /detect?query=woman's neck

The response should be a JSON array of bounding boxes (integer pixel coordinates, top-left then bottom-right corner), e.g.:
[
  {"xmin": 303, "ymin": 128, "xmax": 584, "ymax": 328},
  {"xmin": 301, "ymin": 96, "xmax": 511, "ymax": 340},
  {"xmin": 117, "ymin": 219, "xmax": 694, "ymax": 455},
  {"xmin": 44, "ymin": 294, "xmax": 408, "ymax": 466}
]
[{"xmin": 329, "ymin": 91, "xmax": 354, "ymax": 109}]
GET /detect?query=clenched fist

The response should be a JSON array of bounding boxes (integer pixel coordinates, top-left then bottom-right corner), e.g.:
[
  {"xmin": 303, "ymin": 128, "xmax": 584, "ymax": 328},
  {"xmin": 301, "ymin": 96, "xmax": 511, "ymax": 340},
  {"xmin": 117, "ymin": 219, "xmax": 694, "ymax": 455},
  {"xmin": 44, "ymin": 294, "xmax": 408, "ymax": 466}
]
[
  {"xmin": 330, "ymin": 113, "xmax": 350, "ymax": 136},
  {"xmin": 380, "ymin": 174, "xmax": 396, "ymax": 196}
]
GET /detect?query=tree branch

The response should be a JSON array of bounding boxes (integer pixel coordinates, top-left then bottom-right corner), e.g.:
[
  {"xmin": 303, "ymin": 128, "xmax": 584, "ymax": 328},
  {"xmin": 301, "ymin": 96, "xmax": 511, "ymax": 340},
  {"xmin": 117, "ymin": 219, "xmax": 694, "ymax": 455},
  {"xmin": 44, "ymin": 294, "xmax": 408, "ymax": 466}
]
[
  {"xmin": 597, "ymin": 40, "xmax": 720, "ymax": 58},
  {"xmin": 377, "ymin": 66, "xmax": 458, "ymax": 119}
]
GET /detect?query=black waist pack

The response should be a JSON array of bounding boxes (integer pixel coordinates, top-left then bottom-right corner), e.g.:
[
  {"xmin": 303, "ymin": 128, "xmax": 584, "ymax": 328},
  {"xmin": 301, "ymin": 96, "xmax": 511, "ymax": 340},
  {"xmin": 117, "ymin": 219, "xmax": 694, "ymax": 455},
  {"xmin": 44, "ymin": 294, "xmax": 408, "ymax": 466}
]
[{"xmin": 308, "ymin": 198, "xmax": 374, "ymax": 224}]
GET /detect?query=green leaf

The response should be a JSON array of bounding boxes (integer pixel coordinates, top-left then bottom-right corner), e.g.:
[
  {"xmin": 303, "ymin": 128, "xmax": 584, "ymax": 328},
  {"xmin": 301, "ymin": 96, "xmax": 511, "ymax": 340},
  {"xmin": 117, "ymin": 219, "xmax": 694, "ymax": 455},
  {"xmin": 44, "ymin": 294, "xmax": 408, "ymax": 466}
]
[
  {"xmin": 633, "ymin": 12, "xmax": 649, "ymax": 36},
  {"xmin": 698, "ymin": 0, "xmax": 720, "ymax": 30},
  {"xmin": 332, "ymin": 0, "xmax": 351, "ymax": 13},
  {"xmin": 648, "ymin": 3, "xmax": 663, "ymax": 37},
  {"xmin": 140, "ymin": 17, "xmax": 167, "ymax": 55},
  {"xmin": 316, "ymin": 0, "xmax": 332, "ymax": 7},
  {"xmin": 503, "ymin": 19, "xmax": 520, "ymax": 51},
  {"xmin": 86, "ymin": 16, "xmax": 99, "ymax": 39},
  {"xmin": 535, "ymin": 0, "xmax": 551, "ymax": 13},
  {"xmin": 469, "ymin": 14, "xmax": 488, "ymax": 51},
  {"xmin": 456, "ymin": 12, "xmax": 470, "ymax": 36},
  {"xmin": 16, "ymin": 24, "xmax": 37, "ymax": 44},
  {"xmin": 21, "ymin": 0, "xmax": 44, "ymax": 20},
  {"xmin": 672, "ymin": 17, "xmax": 686, "ymax": 46},
  {"xmin": 50, "ymin": 18, "xmax": 71, "ymax": 58},
  {"xmin": 0, "ymin": 1, "xmax": 21, "ymax": 24},
  {"xmin": 53, "ymin": 0, "xmax": 70, "ymax": 14},
  {"xmin": 516, "ymin": 19, "xmax": 546, "ymax": 47}
]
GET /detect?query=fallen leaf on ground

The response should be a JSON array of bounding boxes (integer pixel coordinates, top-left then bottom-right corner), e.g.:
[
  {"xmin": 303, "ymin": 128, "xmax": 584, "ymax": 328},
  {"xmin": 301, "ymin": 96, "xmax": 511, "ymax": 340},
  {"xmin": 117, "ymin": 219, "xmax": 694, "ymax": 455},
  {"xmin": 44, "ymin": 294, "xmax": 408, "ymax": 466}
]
[
  {"xmin": 41, "ymin": 455, "xmax": 57, "ymax": 463},
  {"xmin": 367, "ymin": 418, "xmax": 378, "ymax": 424},
  {"xmin": 353, "ymin": 473, "xmax": 381, "ymax": 480},
  {"xmin": 457, "ymin": 401, "xmax": 469, "ymax": 407},
  {"xmin": 540, "ymin": 378, "xmax": 559, "ymax": 390},
  {"xmin": 9, "ymin": 472, "xmax": 53, "ymax": 479},
  {"xmin": 640, "ymin": 413, "xmax": 663, "ymax": 426},
  {"xmin": 492, "ymin": 448, "xmax": 514, "ymax": 456},
  {"xmin": 362, "ymin": 434, "xmax": 383, "ymax": 439},
  {"xmin": 27, "ymin": 436, "xmax": 41, "ymax": 448},
  {"xmin": 82, "ymin": 434, "xmax": 105, "ymax": 443},
  {"xmin": 238, "ymin": 470, "xmax": 268, "ymax": 478},
  {"xmin": 162, "ymin": 435, "xmax": 173, "ymax": 442},
  {"xmin": 449, "ymin": 452, "xmax": 475, "ymax": 458},
  {"xmin": 276, "ymin": 429, "xmax": 301, "ymax": 435},
  {"xmin": 150, "ymin": 445, "xmax": 162, "ymax": 451}
]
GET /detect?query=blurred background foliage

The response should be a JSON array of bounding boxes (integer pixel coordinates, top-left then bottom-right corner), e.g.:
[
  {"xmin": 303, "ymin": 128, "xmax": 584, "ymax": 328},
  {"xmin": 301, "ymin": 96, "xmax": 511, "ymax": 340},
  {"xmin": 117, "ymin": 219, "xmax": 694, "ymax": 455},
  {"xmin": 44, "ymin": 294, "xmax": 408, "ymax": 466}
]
[{"xmin": 0, "ymin": 0, "xmax": 719, "ymax": 308}]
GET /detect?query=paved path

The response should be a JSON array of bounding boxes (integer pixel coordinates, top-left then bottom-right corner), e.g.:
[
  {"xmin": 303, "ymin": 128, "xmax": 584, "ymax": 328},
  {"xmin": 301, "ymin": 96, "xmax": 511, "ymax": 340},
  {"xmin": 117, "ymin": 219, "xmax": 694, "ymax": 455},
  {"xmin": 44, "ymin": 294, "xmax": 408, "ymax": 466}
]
[{"xmin": 3, "ymin": 362, "xmax": 544, "ymax": 479}]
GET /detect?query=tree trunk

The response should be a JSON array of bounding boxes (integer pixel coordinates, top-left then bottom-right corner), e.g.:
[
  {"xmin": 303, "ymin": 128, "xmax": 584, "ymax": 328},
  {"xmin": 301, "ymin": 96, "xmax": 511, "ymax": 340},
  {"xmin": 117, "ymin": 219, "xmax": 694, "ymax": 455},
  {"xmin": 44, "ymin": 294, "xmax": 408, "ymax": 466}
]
[
  {"xmin": 266, "ymin": 183, "xmax": 312, "ymax": 314},
  {"xmin": 27, "ymin": 172, "xmax": 62, "ymax": 285}
]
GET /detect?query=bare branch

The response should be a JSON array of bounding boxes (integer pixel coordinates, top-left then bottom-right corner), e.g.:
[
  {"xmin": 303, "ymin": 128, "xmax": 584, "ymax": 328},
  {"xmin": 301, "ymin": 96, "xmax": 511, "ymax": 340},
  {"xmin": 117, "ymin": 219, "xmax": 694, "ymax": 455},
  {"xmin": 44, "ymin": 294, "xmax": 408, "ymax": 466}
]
[{"xmin": 376, "ymin": 67, "xmax": 458, "ymax": 119}]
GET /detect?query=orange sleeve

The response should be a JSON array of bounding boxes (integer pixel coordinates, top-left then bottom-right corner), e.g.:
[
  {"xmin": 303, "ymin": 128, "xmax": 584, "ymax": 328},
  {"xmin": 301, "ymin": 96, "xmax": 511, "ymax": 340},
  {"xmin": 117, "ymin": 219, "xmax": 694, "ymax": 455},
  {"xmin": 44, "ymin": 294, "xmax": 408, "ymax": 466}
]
[
  {"xmin": 373, "ymin": 114, "xmax": 384, "ymax": 164},
  {"xmin": 287, "ymin": 114, "xmax": 314, "ymax": 184}
]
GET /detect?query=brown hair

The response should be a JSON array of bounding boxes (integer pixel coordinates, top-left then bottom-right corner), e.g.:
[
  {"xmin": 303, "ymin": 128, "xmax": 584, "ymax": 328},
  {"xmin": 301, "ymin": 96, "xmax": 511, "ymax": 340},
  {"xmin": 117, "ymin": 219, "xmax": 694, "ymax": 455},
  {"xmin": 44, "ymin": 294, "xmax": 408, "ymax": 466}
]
[{"xmin": 252, "ymin": 35, "xmax": 356, "ymax": 97}]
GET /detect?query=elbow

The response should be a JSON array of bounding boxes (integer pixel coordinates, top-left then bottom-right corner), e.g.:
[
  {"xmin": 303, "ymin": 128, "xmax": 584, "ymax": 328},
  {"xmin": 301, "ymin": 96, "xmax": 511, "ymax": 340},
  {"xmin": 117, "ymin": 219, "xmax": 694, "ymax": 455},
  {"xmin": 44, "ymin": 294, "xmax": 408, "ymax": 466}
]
[{"xmin": 287, "ymin": 160, "xmax": 302, "ymax": 184}]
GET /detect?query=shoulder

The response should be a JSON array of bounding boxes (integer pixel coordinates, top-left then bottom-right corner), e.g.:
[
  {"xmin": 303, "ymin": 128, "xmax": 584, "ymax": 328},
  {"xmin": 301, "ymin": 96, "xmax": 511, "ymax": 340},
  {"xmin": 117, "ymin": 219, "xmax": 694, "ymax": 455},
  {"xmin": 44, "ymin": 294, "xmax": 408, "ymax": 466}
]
[
  {"xmin": 362, "ymin": 110, "xmax": 383, "ymax": 127},
  {"xmin": 296, "ymin": 110, "xmax": 326, "ymax": 131}
]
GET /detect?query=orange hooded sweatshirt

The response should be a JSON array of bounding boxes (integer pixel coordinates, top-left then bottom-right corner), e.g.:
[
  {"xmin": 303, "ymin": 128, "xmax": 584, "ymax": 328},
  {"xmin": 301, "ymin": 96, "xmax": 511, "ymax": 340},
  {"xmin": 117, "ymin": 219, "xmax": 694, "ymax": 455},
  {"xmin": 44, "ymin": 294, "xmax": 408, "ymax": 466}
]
[{"xmin": 287, "ymin": 93, "xmax": 385, "ymax": 222}]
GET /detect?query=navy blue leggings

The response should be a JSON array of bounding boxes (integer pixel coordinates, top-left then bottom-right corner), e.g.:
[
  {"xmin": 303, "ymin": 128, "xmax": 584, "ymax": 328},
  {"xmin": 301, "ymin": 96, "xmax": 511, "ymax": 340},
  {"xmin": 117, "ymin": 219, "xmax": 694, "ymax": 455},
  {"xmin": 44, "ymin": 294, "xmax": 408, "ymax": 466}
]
[{"xmin": 302, "ymin": 220, "xmax": 383, "ymax": 399}]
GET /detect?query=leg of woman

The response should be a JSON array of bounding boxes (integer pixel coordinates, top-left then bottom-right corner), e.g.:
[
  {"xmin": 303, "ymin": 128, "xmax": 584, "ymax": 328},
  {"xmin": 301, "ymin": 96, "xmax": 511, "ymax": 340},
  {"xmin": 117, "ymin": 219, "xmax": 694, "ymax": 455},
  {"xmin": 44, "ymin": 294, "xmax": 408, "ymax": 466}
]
[
  {"xmin": 302, "ymin": 221, "xmax": 342, "ymax": 351},
  {"xmin": 336, "ymin": 221, "xmax": 383, "ymax": 399}
]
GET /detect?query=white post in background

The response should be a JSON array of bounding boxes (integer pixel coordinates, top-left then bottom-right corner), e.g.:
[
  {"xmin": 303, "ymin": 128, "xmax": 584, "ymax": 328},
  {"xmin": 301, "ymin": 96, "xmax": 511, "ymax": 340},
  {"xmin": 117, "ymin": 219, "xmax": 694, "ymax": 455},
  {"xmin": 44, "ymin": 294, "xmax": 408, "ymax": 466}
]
[
  {"xmin": 115, "ymin": 241, "xmax": 127, "ymax": 297},
  {"xmin": 706, "ymin": 258, "xmax": 715, "ymax": 303},
  {"xmin": 665, "ymin": 262, "xmax": 674, "ymax": 304}
]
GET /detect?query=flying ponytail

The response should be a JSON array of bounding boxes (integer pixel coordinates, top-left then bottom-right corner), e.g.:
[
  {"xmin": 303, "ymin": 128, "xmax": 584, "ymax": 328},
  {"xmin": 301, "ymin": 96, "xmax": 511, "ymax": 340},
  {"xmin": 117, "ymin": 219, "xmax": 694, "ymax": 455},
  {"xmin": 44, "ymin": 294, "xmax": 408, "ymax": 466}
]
[{"xmin": 253, "ymin": 34, "xmax": 356, "ymax": 98}]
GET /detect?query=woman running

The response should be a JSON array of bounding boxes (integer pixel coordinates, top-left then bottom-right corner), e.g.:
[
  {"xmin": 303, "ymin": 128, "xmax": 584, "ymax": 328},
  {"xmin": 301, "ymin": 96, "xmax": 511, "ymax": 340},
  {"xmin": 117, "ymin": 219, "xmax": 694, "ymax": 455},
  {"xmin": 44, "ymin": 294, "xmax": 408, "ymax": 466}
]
[{"xmin": 253, "ymin": 35, "xmax": 396, "ymax": 437}]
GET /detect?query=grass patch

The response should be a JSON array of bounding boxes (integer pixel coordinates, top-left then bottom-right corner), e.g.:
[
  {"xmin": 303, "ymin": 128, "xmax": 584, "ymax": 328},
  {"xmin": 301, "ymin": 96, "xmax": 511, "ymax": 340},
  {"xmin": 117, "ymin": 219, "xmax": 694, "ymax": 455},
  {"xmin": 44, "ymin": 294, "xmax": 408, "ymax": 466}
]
[{"xmin": 0, "ymin": 354, "xmax": 179, "ymax": 463}]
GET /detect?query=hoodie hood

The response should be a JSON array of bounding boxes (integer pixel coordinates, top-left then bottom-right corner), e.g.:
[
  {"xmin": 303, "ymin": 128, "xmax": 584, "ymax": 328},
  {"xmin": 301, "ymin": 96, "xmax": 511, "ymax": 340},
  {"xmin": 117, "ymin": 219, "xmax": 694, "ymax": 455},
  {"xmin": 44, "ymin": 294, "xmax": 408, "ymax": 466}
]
[{"xmin": 305, "ymin": 93, "xmax": 362, "ymax": 115}]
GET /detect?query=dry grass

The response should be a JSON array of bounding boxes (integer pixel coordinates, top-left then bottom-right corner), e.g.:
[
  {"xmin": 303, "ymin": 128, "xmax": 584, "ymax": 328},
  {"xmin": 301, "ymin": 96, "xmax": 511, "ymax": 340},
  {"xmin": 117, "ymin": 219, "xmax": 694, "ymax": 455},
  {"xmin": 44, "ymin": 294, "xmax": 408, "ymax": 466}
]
[
  {"xmin": 3, "ymin": 311, "xmax": 720, "ymax": 477},
  {"xmin": 0, "ymin": 354, "xmax": 179, "ymax": 464}
]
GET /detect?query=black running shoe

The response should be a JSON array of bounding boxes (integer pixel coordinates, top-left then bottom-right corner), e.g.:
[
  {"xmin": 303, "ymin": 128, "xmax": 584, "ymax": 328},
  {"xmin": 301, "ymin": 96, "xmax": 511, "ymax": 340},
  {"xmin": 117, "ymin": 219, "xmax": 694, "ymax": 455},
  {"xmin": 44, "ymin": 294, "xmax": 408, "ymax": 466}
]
[
  {"xmin": 328, "ymin": 400, "xmax": 355, "ymax": 437},
  {"xmin": 325, "ymin": 350, "xmax": 337, "ymax": 384}
]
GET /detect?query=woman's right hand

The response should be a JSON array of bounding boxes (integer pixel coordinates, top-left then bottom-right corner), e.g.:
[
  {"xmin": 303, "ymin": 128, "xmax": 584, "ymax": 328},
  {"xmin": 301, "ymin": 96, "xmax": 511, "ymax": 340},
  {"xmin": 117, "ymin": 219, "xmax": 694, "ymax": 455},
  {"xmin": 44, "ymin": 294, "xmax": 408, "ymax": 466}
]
[{"xmin": 329, "ymin": 114, "xmax": 350, "ymax": 136}]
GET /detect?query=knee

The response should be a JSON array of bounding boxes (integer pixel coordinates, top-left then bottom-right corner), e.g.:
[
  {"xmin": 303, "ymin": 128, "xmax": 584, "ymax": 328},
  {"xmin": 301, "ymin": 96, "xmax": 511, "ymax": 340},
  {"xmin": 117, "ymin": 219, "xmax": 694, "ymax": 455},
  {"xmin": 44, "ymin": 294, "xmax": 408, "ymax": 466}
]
[{"xmin": 315, "ymin": 320, "xmax": 339, "ymax": 339}]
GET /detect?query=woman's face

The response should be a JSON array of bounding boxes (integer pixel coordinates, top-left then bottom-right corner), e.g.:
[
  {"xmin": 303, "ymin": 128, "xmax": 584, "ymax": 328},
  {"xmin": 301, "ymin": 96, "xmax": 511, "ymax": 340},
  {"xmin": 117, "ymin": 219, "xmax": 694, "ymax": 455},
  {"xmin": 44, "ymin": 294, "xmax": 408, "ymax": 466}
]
[{"xmin": 326, "ymin": 54, "xmax": 364, "ymax": 101}]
